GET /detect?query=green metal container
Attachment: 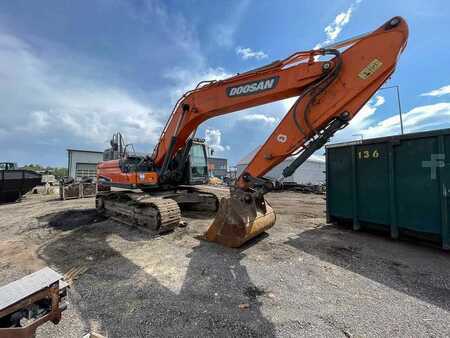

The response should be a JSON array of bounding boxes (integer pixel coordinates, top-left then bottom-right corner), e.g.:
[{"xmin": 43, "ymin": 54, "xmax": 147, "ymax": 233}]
[{"xmin": 326, "ymin": 128, "xmax": 450, "ymax": 250}]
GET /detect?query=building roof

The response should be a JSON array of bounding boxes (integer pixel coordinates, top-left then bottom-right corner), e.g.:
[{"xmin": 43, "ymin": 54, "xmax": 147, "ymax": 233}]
[
  {"xmin": 325, "ymin": 127, "xmax": 450, "ymax": 149},
  {"xmin": 236, "ymin": 146, "xmax": 325, "ymax": 166},
  {"xmin": 67, "ymin": 149, "xmax": 103, "ymax": 154}
]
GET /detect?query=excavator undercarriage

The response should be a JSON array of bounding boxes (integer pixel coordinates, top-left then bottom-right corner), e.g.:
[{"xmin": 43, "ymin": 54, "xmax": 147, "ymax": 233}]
[{"xmin": 96, "ymin": 185, "xmax": 230, "ymax": 236}]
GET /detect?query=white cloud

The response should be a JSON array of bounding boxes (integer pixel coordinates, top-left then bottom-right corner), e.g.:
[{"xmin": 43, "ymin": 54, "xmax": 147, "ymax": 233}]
[
  {"xmin": 281, "ymin": 97, "xmax": 299, "ymax": 112},
  {"xmin": 0, "ymin": 32, "xmax": 163, "ymax": 149},
  {"xmin": 164, "ymin": 67, "xmax": 233, "ymax": 103},
  {"xmin": 420, "ymin": 85, "xmax": 450, "ymax": 97},
  {"xmin": 349, "ymin": 95, "xmax": 385, "ymax": 128},
  {"xmin": 238, "ymin": 114, "xmax": 278, "ymax": 124},
  {"xmin": 236, "ymin": 47, "xmax": 268, "ymax": 60},
  {"xmin": 308, "ymin": 154, "xmax": 326, "ymax": 163},
  {"xmin": 314, "ymin": 1, "xmax": 361, "ymax": 49},
  {"xmin": 205, "ymin": 128, "xmax": 230, "ymax": 153},
  {"xmin": 374, "ymin": 95, "xmax": 385, "ymax": 106},
  {"xmin": 331, "ymin": 94, "xmax": 385, "ymax": 143},
  {"xmin": 325, "ymin": 10, "xmax": 352, "ymax": 41},
  {"xmin": 359, "ymin": 102, "xmax": 450, "ymax": 139}
]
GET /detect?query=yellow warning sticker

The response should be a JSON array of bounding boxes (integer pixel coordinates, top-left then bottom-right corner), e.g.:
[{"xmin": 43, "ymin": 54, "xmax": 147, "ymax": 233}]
[{"xmin": 358, "ymin": 58, "xmax": 383, "ymax": 80}]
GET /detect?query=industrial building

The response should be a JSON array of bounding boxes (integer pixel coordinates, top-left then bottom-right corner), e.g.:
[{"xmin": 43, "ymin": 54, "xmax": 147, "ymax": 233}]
[
  {"xmin": 67, "ymin": 149, "xmax": 103, "ymax": 181},
  {"xmin": 207, "ymin": 157, "xmax": 228, "ymax": 179},
  {"xmin": 236, "ymin": 147, "xmax": 325, "ymax": 185}
]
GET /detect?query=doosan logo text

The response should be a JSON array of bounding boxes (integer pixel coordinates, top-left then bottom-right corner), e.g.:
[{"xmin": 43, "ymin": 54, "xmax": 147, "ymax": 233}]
[{"xmin": 227, "ymin": 76, "xmax": 279, "ymax": 97}]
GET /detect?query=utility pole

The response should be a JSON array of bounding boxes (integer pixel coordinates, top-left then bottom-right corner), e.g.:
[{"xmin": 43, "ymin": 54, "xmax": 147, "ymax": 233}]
[{"xmin": 379, "ymin": 85, "xmax": 404, "ymax": 135}]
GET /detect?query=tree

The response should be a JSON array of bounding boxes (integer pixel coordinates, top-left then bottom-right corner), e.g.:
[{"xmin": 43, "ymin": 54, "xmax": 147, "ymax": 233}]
[
  {"xmin": 22, "ymin": 164, "xmax": 44, "ymax": 171},
  {"xmin": 21, "ymin": 164, "xmax": 68, "ymax": 178},
  {"xmin": 53, "ymin": 167, "xmax": 68, "ymax": 178}
]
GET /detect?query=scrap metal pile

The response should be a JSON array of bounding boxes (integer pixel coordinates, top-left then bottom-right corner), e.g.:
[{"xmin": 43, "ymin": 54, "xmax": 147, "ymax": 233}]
[{"xmin": 59, "ymin": 177, "xmax": 97, "ymax": 200}]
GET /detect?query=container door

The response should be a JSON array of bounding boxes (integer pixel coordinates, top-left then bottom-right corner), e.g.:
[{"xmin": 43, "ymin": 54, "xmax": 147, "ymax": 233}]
[
  {"xmin": 441, "ymin": 136, "xmax": 450, "ymax": 248},
  {"xmin": 75, "ymin": 163, "xmax": 97, "ymax": 181},
  {"xmin": 395, "ymin": 137, "xmax": 441, "ymax": 235},
  {"xmin": 327, "ymin": 147, "xmax": 353, "ymax": 220},
  {"xmin": 355, "ymin": 143, "xmax": 390, "ymax": 225}
]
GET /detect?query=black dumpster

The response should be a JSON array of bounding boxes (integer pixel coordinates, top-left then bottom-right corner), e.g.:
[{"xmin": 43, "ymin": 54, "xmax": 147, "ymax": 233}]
[{"xmin": 0, "ymin": 163, "xmax": 42, "ymax": 203}]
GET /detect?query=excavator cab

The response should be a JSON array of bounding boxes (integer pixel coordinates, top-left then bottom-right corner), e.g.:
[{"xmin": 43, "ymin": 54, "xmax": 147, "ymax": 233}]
[
  {"xmin": 100, "ymin": 132, "xmax": 209, "ymax": 187},
  {"xmin": 103, "ymin": 132, "xmax": 127, "ymax": 161},
  {"xmin": 185, "ymin": 139, "xmax": 209, "ymax": 185}
]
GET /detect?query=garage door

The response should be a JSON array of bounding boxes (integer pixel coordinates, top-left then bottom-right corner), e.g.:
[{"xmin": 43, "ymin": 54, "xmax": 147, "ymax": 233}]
[{"xmin": 75, "ymin": 163, "xmax": 97, "ymax": 180}]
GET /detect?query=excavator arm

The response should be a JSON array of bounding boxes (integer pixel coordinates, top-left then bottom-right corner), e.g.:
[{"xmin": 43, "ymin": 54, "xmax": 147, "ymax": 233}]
[{"xmin": 208, "ymin": 17, "xmax": 407, "ymax": 247}]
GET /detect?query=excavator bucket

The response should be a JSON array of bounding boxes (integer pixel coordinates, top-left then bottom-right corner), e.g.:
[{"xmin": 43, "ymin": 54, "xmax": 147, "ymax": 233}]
[{"xmin": 204, "ymin": 192, "xmax": 276, "ymax": 248}]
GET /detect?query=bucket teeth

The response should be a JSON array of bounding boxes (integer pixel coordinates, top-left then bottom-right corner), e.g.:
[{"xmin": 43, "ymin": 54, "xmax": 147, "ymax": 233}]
[{"xmin": 204, "ymin": 192, "xmax": 276, "ymax": 248}]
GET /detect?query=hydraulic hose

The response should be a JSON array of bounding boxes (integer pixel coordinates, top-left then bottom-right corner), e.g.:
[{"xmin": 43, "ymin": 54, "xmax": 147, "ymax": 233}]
[{"xmin": 292, "ymin": 49, "xmax": 342, "ymax": 138}]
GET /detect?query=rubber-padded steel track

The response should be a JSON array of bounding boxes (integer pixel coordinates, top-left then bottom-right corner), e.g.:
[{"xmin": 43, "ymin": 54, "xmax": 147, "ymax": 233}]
[{"xmin": 97, "ymin": 192, "xmax": 181, "ymax": 235}]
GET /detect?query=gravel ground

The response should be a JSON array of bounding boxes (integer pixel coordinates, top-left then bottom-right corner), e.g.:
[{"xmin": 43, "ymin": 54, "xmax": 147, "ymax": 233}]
[{"xmin": 0, "ymin": 191, "xmax": 449, "ymax": 337}]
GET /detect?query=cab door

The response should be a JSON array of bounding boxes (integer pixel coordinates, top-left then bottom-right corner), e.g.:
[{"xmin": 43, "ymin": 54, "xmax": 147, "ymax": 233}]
[{"xmin": 188, "ymin": 143, "xmax": 208, "ymax": 185}]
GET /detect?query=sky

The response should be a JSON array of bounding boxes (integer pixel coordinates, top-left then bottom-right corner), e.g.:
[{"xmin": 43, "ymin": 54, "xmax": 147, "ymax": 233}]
[{"xmin": 1, "ymin": 0, "xmax": 450, "ymax": 167}]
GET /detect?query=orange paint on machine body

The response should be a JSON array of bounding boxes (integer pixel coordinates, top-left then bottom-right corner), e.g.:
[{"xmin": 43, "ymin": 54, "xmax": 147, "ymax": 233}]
[{"xmin": 97, "ymin": 160, "xmax": 159, "ymax": 188}]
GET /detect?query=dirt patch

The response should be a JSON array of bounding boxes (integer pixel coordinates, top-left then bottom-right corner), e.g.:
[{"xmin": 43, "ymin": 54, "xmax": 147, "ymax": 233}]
[
  {"xmin": 38, "ymin": 209, "xmax": 104, "ymax": 229},
  {"xmin": 243, "ymin": 285, "xmax": 266, "ymax": 300},
  {"xmin": 325, "ymin": 245, "xmax": 361, "ymax": 263},
  {"xmin": 0, "ymin": 240, "xmax": 46, "ymax": 282},
  {"xmin": 0, "ymin": 192, "xmax": 449, "ymax": 337}
]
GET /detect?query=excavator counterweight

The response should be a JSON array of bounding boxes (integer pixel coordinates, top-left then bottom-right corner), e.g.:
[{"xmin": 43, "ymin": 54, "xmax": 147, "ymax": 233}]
[{"xmin": 97, "ymin": 17, "xmax": 409, "ymax": 248}]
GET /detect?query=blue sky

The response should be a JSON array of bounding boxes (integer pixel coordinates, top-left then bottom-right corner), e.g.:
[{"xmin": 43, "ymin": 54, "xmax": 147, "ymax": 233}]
[{"xmin": 1, "ymin": 0, "xmax": 450, "ymax": 167}]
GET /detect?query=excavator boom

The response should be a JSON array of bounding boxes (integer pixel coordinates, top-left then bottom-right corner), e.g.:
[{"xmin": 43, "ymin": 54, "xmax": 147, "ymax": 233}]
[{"xmin": 153, "ymin": 17, "xmax": 408, "ymax": 188}]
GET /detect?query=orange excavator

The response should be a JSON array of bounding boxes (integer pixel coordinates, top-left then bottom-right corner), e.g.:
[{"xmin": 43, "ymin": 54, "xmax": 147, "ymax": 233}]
[{"xmin": 96, "ymin": 17, "xmax": 408, "ymax": 247}]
